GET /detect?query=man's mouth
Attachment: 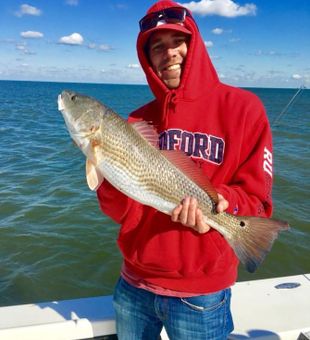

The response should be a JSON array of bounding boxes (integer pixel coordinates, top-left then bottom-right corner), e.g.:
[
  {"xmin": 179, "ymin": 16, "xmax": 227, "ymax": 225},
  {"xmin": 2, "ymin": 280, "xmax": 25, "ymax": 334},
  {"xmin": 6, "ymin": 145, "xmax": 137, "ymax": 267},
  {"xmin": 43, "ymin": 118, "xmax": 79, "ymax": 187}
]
[{"xmin": 163, "ymin": 64, "xmax": 181, "ymax": 72}]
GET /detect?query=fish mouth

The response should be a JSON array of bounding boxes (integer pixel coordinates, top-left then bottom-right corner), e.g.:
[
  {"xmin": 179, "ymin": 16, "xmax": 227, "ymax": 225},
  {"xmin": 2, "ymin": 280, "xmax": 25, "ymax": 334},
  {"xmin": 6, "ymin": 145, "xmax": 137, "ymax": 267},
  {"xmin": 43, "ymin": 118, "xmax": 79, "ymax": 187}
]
[
  {"xmin": 57, "ymin": 92, "xmax": 79, "ymax": 136},
  {"xmin": 58, "ymin": 94, "xmax": 66, "ymax": 111}
]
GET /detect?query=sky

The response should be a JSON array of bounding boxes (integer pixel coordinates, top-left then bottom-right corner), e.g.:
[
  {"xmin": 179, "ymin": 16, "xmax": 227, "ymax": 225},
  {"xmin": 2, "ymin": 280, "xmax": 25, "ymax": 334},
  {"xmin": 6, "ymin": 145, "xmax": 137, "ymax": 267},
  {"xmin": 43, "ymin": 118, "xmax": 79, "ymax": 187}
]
[{"xmin": 0, "ymin": 0, "xmax": 309, "ymax": 88}]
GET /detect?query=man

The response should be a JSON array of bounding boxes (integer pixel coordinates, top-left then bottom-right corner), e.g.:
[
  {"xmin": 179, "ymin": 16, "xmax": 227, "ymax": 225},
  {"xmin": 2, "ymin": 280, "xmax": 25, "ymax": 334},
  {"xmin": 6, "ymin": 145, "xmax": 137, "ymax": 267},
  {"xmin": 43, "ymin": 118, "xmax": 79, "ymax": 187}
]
[{"xmin": 97, "ymin": 1, "xmax": 274, "ymax": 339}]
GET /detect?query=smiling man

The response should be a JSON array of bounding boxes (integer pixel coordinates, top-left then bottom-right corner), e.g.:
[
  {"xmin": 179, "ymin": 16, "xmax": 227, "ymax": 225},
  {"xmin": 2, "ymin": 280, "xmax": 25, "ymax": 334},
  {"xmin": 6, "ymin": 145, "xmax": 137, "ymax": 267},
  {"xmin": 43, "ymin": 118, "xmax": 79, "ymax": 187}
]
[
  {"xmin": 148, "ymin": 30, "xmax": 189, "ymax": 89},
  {"xmin": 97, "ymin": 0, "xmax": 274, "ymax": 339}
]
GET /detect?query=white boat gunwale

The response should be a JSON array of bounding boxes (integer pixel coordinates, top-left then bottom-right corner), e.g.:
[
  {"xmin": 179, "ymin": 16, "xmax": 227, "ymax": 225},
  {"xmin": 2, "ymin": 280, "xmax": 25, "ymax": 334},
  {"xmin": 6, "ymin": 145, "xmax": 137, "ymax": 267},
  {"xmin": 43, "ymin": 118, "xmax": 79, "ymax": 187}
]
[{"xmin": 0, "ymin": 274, "xmax": 309, "ymax": 340}]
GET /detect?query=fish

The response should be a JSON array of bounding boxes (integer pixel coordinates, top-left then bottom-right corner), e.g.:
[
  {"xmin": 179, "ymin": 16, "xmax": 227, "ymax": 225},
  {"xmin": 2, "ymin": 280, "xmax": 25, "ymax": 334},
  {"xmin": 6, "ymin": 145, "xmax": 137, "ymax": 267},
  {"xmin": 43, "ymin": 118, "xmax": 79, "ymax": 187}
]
[{"xmin": 58, "ymin": 90, "xmax": 289, "ymax": 273}]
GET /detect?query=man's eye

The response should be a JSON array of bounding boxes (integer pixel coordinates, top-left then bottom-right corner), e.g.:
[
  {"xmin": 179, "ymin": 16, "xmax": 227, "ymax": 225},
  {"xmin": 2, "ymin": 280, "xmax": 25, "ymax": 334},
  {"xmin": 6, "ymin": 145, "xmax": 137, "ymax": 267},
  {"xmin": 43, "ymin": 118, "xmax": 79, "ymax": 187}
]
[
  {"xmin": 174, "ymin": 38, "xmax": 186, "ymax": 46},
  {"xmin": 152, "ymin": 44, "xmax": 163, "ymax": 53}
]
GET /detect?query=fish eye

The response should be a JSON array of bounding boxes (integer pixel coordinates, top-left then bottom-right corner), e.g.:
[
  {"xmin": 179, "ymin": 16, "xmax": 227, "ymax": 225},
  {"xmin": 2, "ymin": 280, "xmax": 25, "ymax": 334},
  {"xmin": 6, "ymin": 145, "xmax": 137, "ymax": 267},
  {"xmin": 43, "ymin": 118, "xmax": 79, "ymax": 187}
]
[
  {"xmin": 71, "ymin": 94, "xmax": 77, "ymax": 102},
  {"xmin": 240, "ymin": 221, "xmax": 246, "ymax": 227}
]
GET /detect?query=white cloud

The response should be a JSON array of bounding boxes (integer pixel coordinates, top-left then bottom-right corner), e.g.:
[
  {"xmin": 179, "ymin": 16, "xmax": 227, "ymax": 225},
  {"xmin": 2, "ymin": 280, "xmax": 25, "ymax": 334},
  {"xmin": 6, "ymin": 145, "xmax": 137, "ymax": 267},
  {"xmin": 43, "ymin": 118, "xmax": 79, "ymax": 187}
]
[
  {"xmin": 59, "ymin": 33, "xmax": 84, "ymax": 45},
  {"xmin": 15, "ymin": 4, "xmax": 42, "ymax": 17},
  {"xmin": 116, "ymin": 4, "xmax": 128, "ymax": 10},
  {"xmin": 254, "ymin": 50, "xmax": 283, "ymax": 57},
  {"xmin": 292, "ymin": 74, "xmax": 302, "ymax": 80},
  {"xmin": 98, "ymin": 44, "xmax": 112, "ymax": 51},
  {"xmin": 212, "ymin": 28, "xmax": 224, "ymax": 35},
  {"xmin": 21, "ymin": 31, "xmax": 44, "ymax": 39},
  {"xmin": 65, "ymin": 0, "xmax": 79, "ymax": 5},
  {"xmin": 16, "ymin": 44, "xmax": 27, "ymax": 51},
  {"xmin": 210, "ymin": 54, "xmax": 221, "ymax": 60},
  {"xmin": 127, "ymin": 64, "xmax": 140, "ymax": 69},
  {"xmin": 16, "ymin": 43, "xmax": 35, "ymax": 55},
  {"xmin": 229, "ymin": 37, "xmax": 240, "ymax": 43},
  {"xmin": 205, "ymin": 40, "xmax": 214, "ymax": 48},
  {"xmin": 87, "ymin": 43, "xmax": 112, "ymax": 51},
  {"xmin": 181, "ymin": 0, "xmax": 257, "ymax": 17}
]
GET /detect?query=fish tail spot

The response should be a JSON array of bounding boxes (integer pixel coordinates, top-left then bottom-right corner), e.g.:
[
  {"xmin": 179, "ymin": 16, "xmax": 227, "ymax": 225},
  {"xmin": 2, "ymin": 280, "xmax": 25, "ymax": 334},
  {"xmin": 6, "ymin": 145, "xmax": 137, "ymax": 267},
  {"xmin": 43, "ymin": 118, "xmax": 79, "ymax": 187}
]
[{"xmin": 229, "ymin": 216, "xmax": 289, "ymax": 273}]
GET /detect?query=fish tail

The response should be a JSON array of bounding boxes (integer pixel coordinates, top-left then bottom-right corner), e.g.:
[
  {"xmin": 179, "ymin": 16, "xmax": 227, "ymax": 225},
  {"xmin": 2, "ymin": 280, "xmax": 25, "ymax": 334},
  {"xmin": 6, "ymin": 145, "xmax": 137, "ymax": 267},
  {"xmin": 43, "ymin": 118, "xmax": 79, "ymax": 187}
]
[{"xmin": 230, "ymin": 216, "xmax": 289, "ymax": 273}]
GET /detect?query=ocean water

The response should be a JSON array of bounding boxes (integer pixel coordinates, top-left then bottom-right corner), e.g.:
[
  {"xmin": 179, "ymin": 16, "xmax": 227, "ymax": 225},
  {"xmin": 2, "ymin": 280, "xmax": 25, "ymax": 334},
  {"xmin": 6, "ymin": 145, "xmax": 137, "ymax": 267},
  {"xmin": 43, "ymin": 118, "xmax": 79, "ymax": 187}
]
[{"xmin": 0, "ymin": 80, "xmax": 309, "ymax": 307}]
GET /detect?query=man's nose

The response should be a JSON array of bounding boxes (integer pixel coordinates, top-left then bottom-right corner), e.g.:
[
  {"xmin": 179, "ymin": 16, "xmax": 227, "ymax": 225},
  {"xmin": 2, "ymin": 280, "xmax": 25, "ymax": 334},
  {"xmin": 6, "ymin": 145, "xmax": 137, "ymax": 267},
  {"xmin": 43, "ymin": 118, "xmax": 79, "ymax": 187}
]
[{"xmin": 164, "ymin": 46, "xmax": 178, "ymax": 58}]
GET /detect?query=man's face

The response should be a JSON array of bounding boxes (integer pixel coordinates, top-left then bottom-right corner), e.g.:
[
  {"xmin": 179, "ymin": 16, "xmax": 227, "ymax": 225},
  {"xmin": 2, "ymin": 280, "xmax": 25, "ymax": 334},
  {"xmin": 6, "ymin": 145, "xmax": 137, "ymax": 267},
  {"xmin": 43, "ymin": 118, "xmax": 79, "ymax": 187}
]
[{"xmin": 148, "ymin": 30, "xmax": 189, "ymax": 89}]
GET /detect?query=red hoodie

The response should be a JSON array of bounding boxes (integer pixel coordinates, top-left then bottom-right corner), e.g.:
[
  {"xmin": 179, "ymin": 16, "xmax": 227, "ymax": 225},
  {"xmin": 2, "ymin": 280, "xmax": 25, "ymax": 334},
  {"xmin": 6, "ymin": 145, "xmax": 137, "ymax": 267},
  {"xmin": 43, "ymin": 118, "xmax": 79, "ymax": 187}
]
[{"xmin": 97, "ymin": 0, "xmax": 273, "ymax": 293}]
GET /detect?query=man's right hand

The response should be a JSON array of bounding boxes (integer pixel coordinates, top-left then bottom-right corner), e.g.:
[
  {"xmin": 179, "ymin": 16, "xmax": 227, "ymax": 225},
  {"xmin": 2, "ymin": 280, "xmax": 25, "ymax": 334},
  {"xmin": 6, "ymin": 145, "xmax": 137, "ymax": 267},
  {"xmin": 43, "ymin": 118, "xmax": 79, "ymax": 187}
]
[{"xmin": 171, "ymin": 195, "xmax": 229, "ymax": 234}]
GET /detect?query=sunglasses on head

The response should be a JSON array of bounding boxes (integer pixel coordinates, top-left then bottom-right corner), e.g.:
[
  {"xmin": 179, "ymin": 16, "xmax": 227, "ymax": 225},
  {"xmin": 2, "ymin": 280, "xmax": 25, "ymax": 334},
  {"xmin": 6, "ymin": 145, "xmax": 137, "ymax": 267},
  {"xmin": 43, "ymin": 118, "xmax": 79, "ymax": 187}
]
[{"xmin": 139, "ymin": 7, "xmax": 193, "ymax": 33}]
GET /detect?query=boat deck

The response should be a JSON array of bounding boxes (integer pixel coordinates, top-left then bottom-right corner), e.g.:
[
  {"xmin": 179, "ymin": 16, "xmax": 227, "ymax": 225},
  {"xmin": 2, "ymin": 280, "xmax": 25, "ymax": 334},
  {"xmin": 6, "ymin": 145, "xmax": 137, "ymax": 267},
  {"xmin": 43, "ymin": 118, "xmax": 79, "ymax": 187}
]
[{"xmin": 0, "ymin": 274, "xmax": 309, "ymax": 339}]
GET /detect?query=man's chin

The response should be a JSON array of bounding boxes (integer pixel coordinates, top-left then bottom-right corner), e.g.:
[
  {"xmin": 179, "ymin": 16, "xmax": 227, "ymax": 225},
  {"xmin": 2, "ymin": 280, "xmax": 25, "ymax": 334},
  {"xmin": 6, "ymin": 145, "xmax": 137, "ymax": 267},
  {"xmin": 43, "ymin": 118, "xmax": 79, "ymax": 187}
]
[{"xmin": 163, "ymin": 77, "xmax": 181, "ymax": 89}]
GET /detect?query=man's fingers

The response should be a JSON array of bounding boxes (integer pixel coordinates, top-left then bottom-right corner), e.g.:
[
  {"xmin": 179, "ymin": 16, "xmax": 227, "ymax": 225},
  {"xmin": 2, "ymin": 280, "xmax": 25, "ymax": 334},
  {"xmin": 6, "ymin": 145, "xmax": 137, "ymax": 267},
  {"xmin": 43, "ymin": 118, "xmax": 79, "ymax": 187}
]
[
  {"xmin": 216, "ymin": 194, "xmax": 229, "ymax": 213},
  {"xmin": 171, "ymin": 203, "xmax": 183, "ymax": 222},
  {"xmin": 179, "ymin": 196, "xmax": 190, "ymax": 225},
  {"xmin": 184, "ymin": 197, "xmax": 198, "ymax": 227},
  {"xmin": 195, "ymin": 208, "xmax": 210, "ymax": 233},
  {"xmin": 171, "ymin": 196, "xmax": 213, "ymax": 234}
]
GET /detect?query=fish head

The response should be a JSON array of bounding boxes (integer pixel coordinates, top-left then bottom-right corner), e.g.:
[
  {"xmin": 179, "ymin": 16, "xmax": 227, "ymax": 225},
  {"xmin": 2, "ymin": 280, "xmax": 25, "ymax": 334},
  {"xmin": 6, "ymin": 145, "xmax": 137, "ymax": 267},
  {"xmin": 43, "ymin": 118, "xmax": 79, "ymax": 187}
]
[{"xmin": 58, "ymin": 90, "xmax": 106, "ymax": 160}]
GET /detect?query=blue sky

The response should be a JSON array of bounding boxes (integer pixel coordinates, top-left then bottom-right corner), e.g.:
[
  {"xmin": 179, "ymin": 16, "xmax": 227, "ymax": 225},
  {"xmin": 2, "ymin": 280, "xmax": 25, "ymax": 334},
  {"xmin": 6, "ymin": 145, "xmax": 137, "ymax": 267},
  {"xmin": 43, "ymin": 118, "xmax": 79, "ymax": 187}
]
[{"xmin": 0, "ymin": 0, "xmax": 309, "ymax": 88}]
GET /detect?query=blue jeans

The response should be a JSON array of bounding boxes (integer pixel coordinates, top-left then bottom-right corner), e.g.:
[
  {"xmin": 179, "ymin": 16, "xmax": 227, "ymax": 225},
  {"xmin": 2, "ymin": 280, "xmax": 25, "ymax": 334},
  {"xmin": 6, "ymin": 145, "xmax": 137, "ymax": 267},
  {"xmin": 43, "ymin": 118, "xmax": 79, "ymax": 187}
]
[{"xmin": 113, "ymin": 277, "xmax": 234, "ymax": 340}]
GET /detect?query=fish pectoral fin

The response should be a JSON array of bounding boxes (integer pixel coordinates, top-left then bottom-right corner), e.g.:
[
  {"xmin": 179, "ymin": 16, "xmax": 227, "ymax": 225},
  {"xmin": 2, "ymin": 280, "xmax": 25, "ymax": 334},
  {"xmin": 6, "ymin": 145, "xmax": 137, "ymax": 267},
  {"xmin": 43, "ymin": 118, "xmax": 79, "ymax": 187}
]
[{"xmin": 86, "ymin": 159, "xmax": 104, "ymax": 191}]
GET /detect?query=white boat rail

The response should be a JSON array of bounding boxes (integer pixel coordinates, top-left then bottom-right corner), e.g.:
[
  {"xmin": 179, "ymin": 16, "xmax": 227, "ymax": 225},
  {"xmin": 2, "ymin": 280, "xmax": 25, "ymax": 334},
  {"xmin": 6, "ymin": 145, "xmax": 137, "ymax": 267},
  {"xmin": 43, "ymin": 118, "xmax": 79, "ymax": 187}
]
[{"xmin": 0, "ymin": 274, "xmax": 309, "ymax": 340}]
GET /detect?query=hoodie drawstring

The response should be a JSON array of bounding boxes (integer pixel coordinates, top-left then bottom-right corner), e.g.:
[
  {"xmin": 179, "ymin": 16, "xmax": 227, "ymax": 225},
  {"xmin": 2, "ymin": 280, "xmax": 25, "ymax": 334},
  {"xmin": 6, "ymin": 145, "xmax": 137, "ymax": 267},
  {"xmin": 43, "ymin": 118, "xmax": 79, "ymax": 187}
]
[{"xmin": 161, "ymin": 91, "xmax": 177, "ymax": 130}]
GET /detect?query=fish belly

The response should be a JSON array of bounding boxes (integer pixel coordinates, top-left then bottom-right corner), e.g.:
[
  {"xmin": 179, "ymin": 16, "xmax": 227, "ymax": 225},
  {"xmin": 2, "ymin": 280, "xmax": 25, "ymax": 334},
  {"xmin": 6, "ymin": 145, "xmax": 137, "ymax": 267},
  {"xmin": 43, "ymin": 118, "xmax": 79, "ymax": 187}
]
[{"xmin": 98, "ymin": 158, "xmax": 177, "ymax": 215}]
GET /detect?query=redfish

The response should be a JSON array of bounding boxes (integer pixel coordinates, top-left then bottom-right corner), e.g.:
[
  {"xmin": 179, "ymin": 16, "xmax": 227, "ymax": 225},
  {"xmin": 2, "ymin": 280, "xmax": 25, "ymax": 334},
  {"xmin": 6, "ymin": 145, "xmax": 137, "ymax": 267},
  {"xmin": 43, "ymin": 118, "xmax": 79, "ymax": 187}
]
[{"xmin": 58, "ymin": 90, "xmax": 289, "ymax": 273}]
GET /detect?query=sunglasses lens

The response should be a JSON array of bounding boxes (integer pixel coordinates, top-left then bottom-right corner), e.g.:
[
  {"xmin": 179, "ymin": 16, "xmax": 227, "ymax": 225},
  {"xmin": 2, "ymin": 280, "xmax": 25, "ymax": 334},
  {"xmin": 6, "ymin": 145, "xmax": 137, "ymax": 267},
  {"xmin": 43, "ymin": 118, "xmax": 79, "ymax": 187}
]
[
  {"xmin": 139, "ymin": 7, "xmax": 188, "ymax": 32},
  {"xmin": 164, "ymin": 8, "xmax": 186, "ymax": 22},
  {"xmin": 139, "ymin": 13, "xmax": 157, "ymax": 32}
]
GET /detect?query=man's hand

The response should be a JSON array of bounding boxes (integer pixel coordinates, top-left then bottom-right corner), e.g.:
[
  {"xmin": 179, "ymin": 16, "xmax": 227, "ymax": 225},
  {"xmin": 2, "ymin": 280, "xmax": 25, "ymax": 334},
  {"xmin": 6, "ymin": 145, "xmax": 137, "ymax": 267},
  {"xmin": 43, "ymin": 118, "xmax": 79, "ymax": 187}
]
[{"xmin": 171, "ymin": 194, "xmax": 229, "ymax": 234}]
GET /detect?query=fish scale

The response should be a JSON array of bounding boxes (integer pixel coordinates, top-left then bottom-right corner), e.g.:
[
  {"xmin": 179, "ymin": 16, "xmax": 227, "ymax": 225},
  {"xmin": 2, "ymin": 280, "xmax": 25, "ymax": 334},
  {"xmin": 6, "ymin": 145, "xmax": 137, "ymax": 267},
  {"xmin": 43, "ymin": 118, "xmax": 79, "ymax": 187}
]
[
  {"xmin": 101, "ymin": 116, "xmax": 209, "ymax": 213},
  {"xmin": 58, "ymin": 90, "xmax": 289, "ymax": 273},
  {"xmin": 97, "ymin": 115, "xmax": 188, "ymax": 207}
]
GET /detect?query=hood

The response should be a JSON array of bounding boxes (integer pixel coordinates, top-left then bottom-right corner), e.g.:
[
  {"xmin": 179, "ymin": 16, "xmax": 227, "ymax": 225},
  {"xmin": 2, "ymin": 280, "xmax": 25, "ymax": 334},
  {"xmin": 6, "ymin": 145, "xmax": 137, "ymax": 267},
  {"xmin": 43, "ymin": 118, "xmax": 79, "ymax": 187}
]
[{"xmin": 137, "ymin": 0, "xmax": 219, "ymax": 104}]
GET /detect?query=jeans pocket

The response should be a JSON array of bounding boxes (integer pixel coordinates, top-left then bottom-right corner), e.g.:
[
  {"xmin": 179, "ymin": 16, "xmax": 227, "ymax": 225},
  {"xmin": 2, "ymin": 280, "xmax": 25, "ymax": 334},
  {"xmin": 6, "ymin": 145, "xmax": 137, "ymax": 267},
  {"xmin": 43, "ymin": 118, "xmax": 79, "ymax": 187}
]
[{"xmin": 180, "ymin": 289, "xmax": 228, "ymax": 312}]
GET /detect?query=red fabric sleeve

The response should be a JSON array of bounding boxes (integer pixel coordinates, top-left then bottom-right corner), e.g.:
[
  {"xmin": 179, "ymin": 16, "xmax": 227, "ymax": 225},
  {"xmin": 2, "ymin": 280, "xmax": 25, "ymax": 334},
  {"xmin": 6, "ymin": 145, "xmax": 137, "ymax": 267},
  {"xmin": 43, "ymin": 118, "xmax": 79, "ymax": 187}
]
[
  {"xmin": 217, "ymin": 119, "xmax": 273, "ymax": 218},
  {"xmin": 96, "ymin": 180, "xmax": 143, "ymax": 225}
]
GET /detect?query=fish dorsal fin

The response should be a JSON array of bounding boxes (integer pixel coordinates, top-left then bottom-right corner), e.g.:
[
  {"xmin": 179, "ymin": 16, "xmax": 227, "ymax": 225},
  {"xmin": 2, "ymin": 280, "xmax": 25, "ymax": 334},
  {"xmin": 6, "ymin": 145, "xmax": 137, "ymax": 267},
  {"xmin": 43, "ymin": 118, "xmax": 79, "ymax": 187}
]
[
  {"xmin": 130, "ymin": 120, "xmax": 159, "ymax": 148},
  {"xmin": 86, "ymin": 159, "xmax": 104, "ymax": 191},
  {"xmin": 160, "ymin": 150, "xmax": 219, "ymax": 204}
]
